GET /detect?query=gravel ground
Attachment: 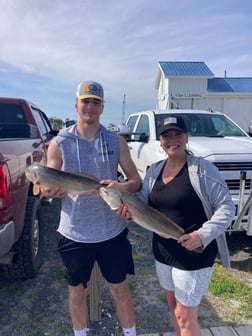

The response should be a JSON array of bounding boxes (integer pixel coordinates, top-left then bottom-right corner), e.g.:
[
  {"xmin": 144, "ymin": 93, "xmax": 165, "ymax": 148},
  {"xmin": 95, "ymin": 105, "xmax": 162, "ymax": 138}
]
[{"xmin": 0, "ymin": 199, "xmax": 252, "ymax": 336}]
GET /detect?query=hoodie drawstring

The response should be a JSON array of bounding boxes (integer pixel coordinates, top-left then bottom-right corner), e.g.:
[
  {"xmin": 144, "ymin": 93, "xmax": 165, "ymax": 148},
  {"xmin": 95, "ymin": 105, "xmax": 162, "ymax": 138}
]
[
  {"xmin": 99, "ymin": 132, "xmax": 105, "ymax": 162},
  {"xmin": 76, "ymin": 138, "xmax": 82, "ymax": 171},
  {"xmin": 100, "ymin": 132, "xmax": 110, "ymax": 163}
]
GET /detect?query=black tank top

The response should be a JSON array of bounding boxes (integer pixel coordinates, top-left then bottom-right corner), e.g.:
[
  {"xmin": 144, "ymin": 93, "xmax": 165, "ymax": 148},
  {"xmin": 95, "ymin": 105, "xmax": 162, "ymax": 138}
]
[{"xmin": 149, "ymin": 163, "xmax": 217, "ymax": 270}]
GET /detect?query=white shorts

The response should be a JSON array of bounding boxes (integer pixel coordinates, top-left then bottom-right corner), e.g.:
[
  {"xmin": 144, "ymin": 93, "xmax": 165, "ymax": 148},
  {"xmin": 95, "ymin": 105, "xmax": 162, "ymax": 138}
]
[{"xmin": 155, "ymin": 260, "xmax": 213, "ymax": 307}]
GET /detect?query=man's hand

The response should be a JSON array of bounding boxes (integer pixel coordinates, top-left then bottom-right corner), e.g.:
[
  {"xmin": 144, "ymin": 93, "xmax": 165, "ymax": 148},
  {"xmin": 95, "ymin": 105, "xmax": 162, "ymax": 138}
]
[
  {"xmin": 100, "ymin": 179, "xmax": 123, "ymax": 189},
  {"xmin": 40, "ymin": 186, "xmax": 67, "ymax": 199}
]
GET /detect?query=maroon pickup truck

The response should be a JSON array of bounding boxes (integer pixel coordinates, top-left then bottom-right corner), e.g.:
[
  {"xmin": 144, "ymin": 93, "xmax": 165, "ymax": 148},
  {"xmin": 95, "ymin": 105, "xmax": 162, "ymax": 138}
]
[{"xmin": 0, "ymin": 97, "xmax": 57, "ymax": 280}]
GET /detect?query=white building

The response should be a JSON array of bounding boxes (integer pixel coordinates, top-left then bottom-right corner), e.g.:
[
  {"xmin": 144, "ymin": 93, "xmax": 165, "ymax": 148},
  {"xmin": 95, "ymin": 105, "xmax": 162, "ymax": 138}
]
[{"xmin": 155, "ymin": 61, "xmax": 252, "ymax": 133}]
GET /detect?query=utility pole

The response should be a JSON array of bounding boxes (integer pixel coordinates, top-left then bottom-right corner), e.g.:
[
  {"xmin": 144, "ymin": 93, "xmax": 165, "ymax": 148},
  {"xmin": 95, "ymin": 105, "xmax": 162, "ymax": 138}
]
[{"xmin": 121, "ymin": 94, "xmax": 126, "ymax": 125}]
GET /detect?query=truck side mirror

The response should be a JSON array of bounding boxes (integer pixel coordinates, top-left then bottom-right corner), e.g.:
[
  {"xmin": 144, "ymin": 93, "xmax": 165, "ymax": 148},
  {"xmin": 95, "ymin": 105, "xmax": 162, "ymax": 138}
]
[
  {"xmin": 49, "ymin": 129, "xmax": 59, "ymax": 136},
  {"xmin": 139, "ymin": 133, "xmax": 149, "ymax": 142},
  {"xmin": 118, "ymin": 125, "xmax": 130, "ymax": 133},
  {"xmin": 119, "ymin": 125, "xmax": 132, "ymax": 141}
]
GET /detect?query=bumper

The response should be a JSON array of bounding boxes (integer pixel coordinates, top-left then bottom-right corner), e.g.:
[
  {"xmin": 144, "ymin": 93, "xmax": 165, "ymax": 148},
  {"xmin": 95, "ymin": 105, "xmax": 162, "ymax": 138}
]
[{"xmin": 0, "ymin": 221, "xmax": 15, "ymax": 256}]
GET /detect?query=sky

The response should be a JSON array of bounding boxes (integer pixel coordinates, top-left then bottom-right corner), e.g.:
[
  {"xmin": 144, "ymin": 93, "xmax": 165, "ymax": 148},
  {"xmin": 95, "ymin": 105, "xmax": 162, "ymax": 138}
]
[{"xmin": 0, "ymin": 0, "xmax": 252, "ymax": 127}]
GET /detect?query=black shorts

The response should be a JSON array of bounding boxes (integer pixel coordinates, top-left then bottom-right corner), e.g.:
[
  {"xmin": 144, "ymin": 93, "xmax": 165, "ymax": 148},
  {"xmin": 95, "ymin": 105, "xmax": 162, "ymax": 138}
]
[{"xmin": 57, "ymin": 228, "xmax": 134, "ymax": 287}]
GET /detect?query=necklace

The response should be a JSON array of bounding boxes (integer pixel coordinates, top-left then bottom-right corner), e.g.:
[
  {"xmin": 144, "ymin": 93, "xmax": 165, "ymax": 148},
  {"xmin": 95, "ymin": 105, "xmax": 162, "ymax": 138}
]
[{"xmin": 162, "ymin": 159, "xmax": 186, "ymax": 184}]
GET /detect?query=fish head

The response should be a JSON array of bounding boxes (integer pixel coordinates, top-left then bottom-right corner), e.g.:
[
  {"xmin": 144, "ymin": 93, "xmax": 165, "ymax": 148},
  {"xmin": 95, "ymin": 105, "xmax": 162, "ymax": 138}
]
[
  {"xmin": 99, "ymin": 187, "xmax": 122, "ymax": 210},
  {"xmin": 25, "ymin": 164, "xmax": 44, "ymax": 195},
  {"xmin": 25, "ymin": 164, "xmax": 39, "ymax": 183}
]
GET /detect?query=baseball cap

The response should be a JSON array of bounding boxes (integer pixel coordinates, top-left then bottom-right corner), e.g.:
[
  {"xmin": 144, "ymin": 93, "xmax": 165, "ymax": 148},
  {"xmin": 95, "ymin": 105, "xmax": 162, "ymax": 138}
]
[
  {"xmin": 76, "ymin": 80, "xmax": 104, "ymax": 101},
  {"xmin": 158, "ymin": 116, "xmax": 187, "ymax": 135}
]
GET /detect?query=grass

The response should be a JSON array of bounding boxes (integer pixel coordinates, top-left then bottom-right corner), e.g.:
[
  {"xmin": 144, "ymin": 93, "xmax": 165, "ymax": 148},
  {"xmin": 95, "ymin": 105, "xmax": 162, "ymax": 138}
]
[
  {"xmin": 4, "ymin": 286, "xmax": 22, "ymax": 297},
  {"xmin": 208, "ymin": 263, "xmax": 252, "ymax": 320}
]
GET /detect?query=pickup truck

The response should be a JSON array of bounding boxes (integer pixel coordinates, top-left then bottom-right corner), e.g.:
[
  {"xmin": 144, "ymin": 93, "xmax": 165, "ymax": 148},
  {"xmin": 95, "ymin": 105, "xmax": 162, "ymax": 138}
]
[
  {"xmin": 119, "ymin": 109, "xmax": 252, "ymax": 235},
  {"xmin": 0, "ymin": 97, "xmax": 57, "ymax": 280}
]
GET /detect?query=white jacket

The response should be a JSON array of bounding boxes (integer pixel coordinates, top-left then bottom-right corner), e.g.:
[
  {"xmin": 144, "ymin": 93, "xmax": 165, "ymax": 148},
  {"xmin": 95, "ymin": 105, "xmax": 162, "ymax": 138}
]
[{"xmin": 139, "ymin": 154, "xmax": 236, "ymax": 268}]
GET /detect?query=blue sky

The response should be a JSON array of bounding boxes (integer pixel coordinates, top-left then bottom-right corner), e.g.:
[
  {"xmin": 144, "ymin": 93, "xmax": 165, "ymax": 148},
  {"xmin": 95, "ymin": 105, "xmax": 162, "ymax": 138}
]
[{"xmin": 0, "ymin": 0, "xmax": 251, "ymax": 126}]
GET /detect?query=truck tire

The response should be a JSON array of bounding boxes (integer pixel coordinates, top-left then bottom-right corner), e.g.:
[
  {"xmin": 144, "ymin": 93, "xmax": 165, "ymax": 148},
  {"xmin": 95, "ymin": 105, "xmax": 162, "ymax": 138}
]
[{"xmin": 2, "ymin": 196, "xmax": 44, "ymax": 280}]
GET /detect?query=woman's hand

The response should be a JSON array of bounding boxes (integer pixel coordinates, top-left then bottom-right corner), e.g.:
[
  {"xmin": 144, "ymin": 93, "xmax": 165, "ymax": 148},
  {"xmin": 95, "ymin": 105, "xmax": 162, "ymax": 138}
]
[
  {"xmin": 177, "ymin": 231, "xmax": 203, "ymax": 251},
  {"xmin": 116, "ymin": 203, "xmax": 132, "ymax": 220}
]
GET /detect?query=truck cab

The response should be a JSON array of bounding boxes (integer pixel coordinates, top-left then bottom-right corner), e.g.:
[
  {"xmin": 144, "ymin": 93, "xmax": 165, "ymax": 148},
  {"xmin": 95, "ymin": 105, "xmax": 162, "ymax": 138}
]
[{"xmin": 0, "ymin": 97, "xmax": 57, "ymax": 279}]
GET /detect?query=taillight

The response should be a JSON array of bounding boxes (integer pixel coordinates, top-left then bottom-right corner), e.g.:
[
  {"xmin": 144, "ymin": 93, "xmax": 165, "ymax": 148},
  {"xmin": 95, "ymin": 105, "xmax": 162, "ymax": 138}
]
[{"xmin": 0, "ymin": 164, "xmax": 12, "ymax": 209}]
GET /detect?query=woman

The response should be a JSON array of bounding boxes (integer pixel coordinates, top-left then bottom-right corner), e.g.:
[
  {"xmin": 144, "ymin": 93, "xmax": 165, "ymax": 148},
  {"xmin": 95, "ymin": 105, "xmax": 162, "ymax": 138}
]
[{"xmin": 122, "ymin": 115, "xmax": 235, "ymax": 336}]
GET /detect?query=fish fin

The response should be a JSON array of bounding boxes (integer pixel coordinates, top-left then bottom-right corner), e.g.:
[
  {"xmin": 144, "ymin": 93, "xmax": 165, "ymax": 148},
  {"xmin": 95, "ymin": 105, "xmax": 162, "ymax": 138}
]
[
  {"xmin": 72, "ymin": 172, "xmax": 100, "ymax": 183},
  {"xmin": 33, "ymin": 183, "xmax": 40, "ymax": 195}
]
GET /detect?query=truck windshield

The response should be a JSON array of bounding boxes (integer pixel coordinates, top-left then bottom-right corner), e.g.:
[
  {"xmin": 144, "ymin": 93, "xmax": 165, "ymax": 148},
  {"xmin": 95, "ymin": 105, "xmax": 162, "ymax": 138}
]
[{"xmin": 155, "ymin": 113, "xmax": 248, "ymax": 138}]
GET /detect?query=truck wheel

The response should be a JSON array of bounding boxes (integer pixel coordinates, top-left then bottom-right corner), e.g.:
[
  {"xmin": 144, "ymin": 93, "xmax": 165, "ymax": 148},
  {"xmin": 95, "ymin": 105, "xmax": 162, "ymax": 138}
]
[
  {"xmin": 117, "ymin": 171, "xmax": 127, "ymax": 183},
  {"xmin": 2, "ymin": 196, "xmax": 44, "ymax": 280}
]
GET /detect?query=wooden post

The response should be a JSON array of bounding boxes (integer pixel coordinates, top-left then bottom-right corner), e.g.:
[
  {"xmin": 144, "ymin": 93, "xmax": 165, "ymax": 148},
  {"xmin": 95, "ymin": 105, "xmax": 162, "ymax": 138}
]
[{"xmin": 89, "ymin": 261, "xmax": 102, "ymax": 321}]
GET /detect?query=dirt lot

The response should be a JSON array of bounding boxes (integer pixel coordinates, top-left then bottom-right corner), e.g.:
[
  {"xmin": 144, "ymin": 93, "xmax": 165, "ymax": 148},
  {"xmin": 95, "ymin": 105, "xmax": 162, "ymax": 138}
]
[{"xmin": 0, "ymin": 199, "xmax": 252, "ymax": 336}]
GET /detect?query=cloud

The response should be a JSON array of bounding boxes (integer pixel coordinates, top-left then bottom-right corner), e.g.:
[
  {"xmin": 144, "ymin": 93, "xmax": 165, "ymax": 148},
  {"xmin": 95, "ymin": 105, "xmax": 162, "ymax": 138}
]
[{"xmin": 0, "ymin": 0, "xmax": 251, "ymax": 125}]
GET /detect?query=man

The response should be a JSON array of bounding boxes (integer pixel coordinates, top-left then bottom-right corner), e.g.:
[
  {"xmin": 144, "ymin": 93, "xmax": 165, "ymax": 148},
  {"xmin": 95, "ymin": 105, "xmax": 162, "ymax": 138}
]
[{"xmin": 41, "ymin": 80, "xmax": 141, "ymax": 336}]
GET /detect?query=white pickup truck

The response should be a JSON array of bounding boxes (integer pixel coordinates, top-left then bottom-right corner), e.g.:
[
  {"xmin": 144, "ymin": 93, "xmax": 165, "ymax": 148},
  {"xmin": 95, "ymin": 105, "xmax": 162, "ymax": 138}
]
[{"xmin": 119, "ymin": 109, "xmax": 252, "ymax": 235}]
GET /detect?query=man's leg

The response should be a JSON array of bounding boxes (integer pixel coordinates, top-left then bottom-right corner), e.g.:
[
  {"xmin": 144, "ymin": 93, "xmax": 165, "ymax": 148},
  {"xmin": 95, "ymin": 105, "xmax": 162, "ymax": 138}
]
[
  {"xmin": 68, "ymin": 284, "xmax": 88, "ymax": 331},
  {"xmin": 108, "ymin": 279, "xmax": 136, "ymax": 335}
]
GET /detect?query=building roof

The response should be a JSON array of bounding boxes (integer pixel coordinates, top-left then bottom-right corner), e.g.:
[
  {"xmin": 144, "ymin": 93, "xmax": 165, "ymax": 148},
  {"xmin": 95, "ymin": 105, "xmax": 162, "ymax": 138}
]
[
  {"xmin": 158, "ymin": 61, "xmax": 214, "ymax": 77},
  {"xmin": 207, "ymin": 78, "xmax": 252, "ymax": 93},
  {"xmin": 155, "ymin": 61, "xmax": 252, "ymax": 94}
]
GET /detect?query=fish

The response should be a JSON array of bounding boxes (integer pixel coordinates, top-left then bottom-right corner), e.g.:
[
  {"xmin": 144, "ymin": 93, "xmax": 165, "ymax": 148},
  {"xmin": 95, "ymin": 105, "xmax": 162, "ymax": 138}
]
[
  {"xmin": 25, "ymin": 164, "xmax": 103, "ymax": 195},
  {"xmin": 99, "ymin": 187, "xmax": 185, "ymax": 240}
]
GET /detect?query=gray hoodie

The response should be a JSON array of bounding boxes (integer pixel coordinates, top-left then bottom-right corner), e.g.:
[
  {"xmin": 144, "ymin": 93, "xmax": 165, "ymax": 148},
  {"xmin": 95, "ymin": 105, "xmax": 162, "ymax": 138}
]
[{"xmin": 54, "ymin": 124, "xmax": 127, "ymax": 243}]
